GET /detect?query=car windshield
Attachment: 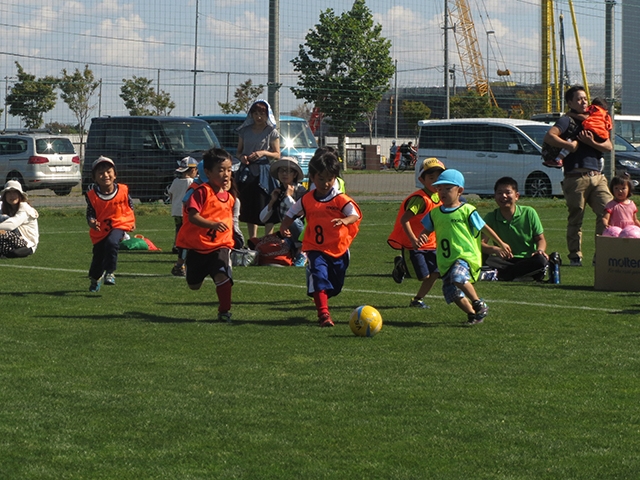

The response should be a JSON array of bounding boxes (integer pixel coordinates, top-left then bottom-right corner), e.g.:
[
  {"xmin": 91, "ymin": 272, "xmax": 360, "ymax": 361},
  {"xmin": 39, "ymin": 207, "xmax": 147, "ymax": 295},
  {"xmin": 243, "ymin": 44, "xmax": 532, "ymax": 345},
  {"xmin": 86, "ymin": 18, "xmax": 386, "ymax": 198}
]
[
  {"xmin": 36, "ymin": 138, "xmax": 75, "ymax": 154},
  {"xmin": 162, "ymin": 122, "xmax": 219, "ymax": 152},
  {"xmin": 613, "ymin": 135, "xmax": 637, "ymax": 152},
  {"xmin": 279, "ymin": 120, "xmax": 318, "ymax": 149},
  {"xmin": 518, "ymin": 125, "xmax": 552, "ymax": 147}
]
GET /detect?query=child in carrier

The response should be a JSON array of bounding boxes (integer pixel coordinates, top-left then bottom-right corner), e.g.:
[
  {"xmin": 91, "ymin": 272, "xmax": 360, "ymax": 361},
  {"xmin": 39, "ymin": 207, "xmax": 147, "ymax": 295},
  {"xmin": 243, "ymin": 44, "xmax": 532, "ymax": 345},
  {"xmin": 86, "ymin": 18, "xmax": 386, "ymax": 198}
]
[{"xmin": 543, "ymin": 97, "xmax": 612, "ymax": 169}]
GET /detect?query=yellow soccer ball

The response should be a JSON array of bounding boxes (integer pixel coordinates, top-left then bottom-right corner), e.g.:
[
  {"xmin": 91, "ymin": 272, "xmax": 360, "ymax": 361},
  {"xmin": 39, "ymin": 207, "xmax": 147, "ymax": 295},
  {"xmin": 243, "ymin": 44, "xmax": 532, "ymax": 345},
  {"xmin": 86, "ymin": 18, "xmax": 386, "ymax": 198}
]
[{"xmin": 349, "ymin": 305, "xmax": 383, "ymax": 337}]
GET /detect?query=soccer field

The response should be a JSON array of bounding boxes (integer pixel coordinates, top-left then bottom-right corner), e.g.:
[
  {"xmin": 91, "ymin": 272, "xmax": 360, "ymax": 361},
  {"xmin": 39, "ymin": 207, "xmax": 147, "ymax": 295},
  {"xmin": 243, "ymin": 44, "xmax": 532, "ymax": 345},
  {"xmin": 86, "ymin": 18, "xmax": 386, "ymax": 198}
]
[{"xmin": 1, "ymin": 199, "xmax": 639, "ymax": 479}]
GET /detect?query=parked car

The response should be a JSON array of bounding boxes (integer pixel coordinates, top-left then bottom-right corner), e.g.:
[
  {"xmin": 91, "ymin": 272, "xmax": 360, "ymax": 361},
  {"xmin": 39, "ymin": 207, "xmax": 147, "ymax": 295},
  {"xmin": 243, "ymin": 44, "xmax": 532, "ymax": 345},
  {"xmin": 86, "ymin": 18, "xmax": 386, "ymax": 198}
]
[
  {"xmin": 196, "ymin": 114, "xmax": 318, "ymax": 178},
  {"xmin": 83, "ymin": 116, "xmax": 220, "ymax": 201},
  {"xmin": 0, "ymin": 132, "xmax": 81, "ymax": 196},
  {"xmin": 416, "ymin": 118, "xmax": 563, "ymax": 197}
]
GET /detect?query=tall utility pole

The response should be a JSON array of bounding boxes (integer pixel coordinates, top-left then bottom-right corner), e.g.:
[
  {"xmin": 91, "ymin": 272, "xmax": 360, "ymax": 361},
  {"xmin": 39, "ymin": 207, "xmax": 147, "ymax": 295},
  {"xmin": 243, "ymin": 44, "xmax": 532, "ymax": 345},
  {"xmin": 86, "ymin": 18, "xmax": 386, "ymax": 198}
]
[
  {"xmin": 191, "ymin": 0, "xmax": 201, "ymax": 116},
  {"xmin": 605, "ymin": 0, "xmax": 616, "ymax": 179},
  {"xmin": 443, "ymin": 0, "xmax": 450, "ymax": 119},
  {"xmin": 268, "ymin": 0, "xmax": 280, "ymax": 127}
]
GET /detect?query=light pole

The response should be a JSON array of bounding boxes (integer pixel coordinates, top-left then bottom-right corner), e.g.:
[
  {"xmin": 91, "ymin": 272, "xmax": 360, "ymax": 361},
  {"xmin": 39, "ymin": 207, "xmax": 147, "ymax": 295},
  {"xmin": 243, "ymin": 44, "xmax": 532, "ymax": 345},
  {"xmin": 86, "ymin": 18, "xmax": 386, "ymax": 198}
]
[{"xmin": 486, "ymin": 30, "xmax": 495, "ymax": 86}]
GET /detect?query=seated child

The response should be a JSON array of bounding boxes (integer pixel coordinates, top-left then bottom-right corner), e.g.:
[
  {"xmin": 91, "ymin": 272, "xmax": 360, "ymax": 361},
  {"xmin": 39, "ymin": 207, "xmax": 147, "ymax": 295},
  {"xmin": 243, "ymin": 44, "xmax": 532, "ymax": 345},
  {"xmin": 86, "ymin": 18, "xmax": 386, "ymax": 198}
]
[
  {"xmin": 388, "ymin": 157, "xmax": 445, "ymax": 308},
  {"xmin": 0, "ymin": 180, "xmax": 39, "ymax": 258},
  {"xmin": 603, "ymin": 174, "xmax": 640, "ymax": 230}
]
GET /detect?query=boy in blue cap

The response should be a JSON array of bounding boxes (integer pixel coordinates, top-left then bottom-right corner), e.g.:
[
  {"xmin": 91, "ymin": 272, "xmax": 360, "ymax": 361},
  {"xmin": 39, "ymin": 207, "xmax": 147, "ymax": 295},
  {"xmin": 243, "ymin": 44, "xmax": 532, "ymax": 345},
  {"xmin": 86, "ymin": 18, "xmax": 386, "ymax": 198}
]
[{"xmin": 419, "ymin": 169, "xmax": 511, "ymax": 324}]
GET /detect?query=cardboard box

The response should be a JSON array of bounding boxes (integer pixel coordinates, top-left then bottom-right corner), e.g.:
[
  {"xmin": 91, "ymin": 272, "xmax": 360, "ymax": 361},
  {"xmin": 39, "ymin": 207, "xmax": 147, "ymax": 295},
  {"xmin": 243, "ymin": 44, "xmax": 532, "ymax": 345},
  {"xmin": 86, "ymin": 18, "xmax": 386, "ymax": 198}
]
[{"xmin": 594, "ymin": 235, "xmax": 640, "ymax": 291}]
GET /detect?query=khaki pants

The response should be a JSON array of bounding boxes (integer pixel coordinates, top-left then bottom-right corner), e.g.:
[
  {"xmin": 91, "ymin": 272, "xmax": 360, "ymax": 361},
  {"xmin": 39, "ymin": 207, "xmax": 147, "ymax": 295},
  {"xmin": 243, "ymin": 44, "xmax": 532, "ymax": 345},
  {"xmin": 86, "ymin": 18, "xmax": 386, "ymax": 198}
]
[{"xmin": 562, "ymin": 173, "xmax": 612, "ymax": 261}]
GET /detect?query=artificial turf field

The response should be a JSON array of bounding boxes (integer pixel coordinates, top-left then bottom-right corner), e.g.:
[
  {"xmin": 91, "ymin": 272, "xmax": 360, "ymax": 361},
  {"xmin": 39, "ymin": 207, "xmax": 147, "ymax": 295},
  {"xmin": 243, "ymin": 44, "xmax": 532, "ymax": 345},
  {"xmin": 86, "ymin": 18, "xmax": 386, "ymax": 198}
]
[{"xmin": 1, "ymin": 198, "xmax": 639, "ymax": 479}]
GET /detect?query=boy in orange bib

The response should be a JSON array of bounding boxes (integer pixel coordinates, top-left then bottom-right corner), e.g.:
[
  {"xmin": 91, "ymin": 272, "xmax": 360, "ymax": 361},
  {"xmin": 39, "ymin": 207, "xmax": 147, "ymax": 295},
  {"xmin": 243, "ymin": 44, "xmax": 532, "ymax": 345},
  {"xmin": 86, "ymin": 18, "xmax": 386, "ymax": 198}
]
[
  {"xmin": 176, "ymin": 148, "xmax": 235, "ymax": 323},
  {"xmin": 280, "ymin": 149, "xmax": 361, "ymax": 327},
  {"xmin": 86, "ymin": 156, "xmax": 135, "ymax": 292}
]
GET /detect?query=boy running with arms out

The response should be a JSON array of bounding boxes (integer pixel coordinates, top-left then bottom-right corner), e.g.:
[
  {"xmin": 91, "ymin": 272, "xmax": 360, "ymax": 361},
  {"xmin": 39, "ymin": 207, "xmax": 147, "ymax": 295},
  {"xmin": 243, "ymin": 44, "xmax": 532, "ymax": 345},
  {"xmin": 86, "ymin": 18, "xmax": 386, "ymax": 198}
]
[
  {"xmin": 419, "ymin": 169, "xmax": 511, "ymax": 324},
  {"xmin": 86, "ymin": 156, "xmax": 135, "ymax": 293},
  {"xmin": 388, "ymin": 157, "xmax": 445, "ymax": 308},
  {"xmin": 280, "ymin": 149, "xmax": 361, "ymax": 327},
  {"xmin": 176, "ymin": 148, "xmax": 235, "ymax": 323}
]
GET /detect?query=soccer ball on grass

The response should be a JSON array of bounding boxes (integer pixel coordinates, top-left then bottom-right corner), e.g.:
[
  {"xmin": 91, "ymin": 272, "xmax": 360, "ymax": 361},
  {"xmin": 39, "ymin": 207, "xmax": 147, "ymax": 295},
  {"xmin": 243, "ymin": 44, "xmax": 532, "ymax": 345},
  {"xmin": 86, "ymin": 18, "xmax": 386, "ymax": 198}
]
[{"xmin": 349, "ymin": 305, "xmax": 383, "ymax": 337}]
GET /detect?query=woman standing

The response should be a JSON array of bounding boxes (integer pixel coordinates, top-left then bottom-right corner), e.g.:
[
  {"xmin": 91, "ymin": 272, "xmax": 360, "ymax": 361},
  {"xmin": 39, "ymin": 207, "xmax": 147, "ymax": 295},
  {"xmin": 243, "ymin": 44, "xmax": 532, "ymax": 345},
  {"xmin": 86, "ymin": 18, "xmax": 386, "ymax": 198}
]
[
  {"xmin": 0, "ymin": 180, "xmax": 39, "ymax": 258},
  {"xmin": 236, "ymin": 99, "xmax": 281, "ymax": 239}
]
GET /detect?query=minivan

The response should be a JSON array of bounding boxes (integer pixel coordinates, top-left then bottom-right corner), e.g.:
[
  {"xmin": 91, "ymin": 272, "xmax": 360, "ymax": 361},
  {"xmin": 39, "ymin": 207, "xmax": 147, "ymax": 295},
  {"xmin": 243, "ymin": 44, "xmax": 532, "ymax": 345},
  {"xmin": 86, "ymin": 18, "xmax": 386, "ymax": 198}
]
[
  {"xmin": 83, "ymin": 116, "xmax": 220, "ymax": 201},
  {"xmin": 196, "ymin": 114, "xmax": 318, "ymax": 178},
  {"xmin": 0, "ymin": 132, "xmax": 81, "ymax": 196},
  {"xmin": 416, "ymin": 118, "xmax": 564, "ymax": 197}
]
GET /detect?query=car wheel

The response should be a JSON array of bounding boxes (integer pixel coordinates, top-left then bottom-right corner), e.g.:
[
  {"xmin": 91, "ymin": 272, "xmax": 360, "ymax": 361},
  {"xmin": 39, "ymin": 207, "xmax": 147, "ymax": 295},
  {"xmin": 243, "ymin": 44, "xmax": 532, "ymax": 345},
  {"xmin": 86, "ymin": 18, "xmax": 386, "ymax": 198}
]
[
  {"xmin": 525, "ymin": 172, "xmax": 552, "ymax": 198},
  {"xmin": 52, "ymin": 186, "xmax": 73, "ymax": 196}
]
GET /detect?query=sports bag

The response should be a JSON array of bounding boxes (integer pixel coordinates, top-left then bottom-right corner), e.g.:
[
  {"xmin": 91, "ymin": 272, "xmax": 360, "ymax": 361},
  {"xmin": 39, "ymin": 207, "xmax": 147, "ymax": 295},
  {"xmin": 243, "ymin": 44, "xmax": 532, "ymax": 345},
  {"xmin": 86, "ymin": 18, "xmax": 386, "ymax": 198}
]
[
  {"xmin": 231, "ymin": 248, "xmax": 258, "ymax": 266},
  {"xmin": 250, "ymin": 234, "xmax": 293, "ymax": 266}
]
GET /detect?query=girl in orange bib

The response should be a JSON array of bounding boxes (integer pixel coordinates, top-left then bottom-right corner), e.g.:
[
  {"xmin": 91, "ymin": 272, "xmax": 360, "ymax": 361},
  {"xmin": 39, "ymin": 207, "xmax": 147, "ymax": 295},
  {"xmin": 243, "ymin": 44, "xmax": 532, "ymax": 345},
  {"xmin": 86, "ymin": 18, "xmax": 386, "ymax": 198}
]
[{"xmin": 280, "ymin": 148, "xmax": 361, "ymax": 327}]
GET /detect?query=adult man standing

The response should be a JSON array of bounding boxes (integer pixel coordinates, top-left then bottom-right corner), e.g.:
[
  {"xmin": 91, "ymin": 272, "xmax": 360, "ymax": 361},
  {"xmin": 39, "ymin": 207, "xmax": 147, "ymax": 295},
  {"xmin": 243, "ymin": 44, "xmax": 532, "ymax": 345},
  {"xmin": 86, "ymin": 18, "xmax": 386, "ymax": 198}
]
[{"xmin": 543, "ymin": 85, "xmax": 613, "ymax": 266}]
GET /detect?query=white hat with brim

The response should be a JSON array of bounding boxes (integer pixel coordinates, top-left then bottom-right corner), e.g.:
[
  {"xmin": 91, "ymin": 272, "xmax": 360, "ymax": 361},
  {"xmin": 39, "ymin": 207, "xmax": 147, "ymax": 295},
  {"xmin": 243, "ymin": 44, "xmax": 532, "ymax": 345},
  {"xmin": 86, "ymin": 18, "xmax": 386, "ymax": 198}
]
[
  {"xmin": 1, "ymin": 180, "xmax": 27, "ymax": 200},
  {"xmin": 269, "ymin": 157, "xmax": 303, "ymax": 181},
  {"xmin": 176, "ymin": 156, "xmax": 198, "ymax": 173},
  {"xmin": 92, "ymin": 156, "xmax": 116, "ymax": 173}
]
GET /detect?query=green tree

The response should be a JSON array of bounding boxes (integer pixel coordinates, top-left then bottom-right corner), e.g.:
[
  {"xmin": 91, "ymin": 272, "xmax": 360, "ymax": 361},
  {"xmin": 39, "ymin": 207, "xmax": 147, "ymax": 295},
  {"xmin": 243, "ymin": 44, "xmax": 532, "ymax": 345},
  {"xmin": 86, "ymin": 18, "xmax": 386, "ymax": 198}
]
[
  {"xmin": 120, "ymin": 76, "xmax": 175, "ymax": 116},
  {"xmin": 58, "ymin": 65, "xmax": 100, "ymax": 148},
  {"xmin": 290, "ymin": 103, "xmax": 312, "ymax": 121},
  {"xmin": 401, "ymin": 100, "xmax": 431, "ymax": 137},
  {"xmin": 6, "ymin": 62, "xmax": 57, "ymax": 129},
  {"xmin": 218, "ymin": 79, "xmax": 264, "ymax": 114},
  {"xmin": 291, "ymin": 0, "xmax": 395, "ymax": 160},
  {"xmin": 450, "ymin": 90, "xmax": 506, "ymax": 118}
]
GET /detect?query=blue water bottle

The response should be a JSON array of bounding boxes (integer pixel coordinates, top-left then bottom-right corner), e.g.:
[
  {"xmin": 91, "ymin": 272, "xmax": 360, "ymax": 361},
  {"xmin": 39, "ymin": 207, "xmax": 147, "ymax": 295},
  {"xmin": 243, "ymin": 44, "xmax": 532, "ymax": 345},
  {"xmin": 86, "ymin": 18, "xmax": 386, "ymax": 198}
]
[{"xmin": 549, "ymin": 252, "xmax": 561, "ymax": 284}]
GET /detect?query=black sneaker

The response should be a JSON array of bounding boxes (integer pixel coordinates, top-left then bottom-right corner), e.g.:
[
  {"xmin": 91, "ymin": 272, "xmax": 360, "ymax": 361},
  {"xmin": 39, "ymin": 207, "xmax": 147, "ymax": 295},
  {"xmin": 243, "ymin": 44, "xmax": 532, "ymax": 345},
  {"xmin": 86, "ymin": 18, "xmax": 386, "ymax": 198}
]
[
  {"xmin": 467, "ymin": 313, "xmax": 484, "ymax": 325},
  {"xmin": 392, "ymin": 256, "xmax": 406, "ymax": 284},
  {"xmin": 471, "ymin": 298, "xmax": 488, "ymax": 320}
]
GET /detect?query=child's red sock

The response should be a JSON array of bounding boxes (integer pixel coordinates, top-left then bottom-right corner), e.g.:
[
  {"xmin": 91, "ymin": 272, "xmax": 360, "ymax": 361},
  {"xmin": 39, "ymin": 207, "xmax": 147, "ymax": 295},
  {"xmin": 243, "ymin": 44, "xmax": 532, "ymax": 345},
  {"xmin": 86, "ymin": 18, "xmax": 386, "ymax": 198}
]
[
  {"xmin": 216, "ymin": 277, "xmax": 232, "ymax": 313},
  {"xmin": 313, "ymin": 290, "xmax": 329, "ymax": 318}
]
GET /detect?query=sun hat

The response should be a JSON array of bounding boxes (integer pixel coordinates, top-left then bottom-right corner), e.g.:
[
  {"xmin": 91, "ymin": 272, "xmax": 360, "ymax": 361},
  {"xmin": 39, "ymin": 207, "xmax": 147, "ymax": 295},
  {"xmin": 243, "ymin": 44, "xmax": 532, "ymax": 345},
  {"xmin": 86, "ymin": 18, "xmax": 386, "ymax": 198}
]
[
  {"xmin": 432, "ymin": 169, "xmax": 465, "ymax": 188},
  {"xmin": 269, "ymin": 157, "xmax": 304, "ymax": 181},
  {"xmin": 0, "ymin": 180, "xmax": 27, "ymax": 200},
  {"xmin": 176, "ymin": 156, "xmax": 198, "ymax": 173},
  {"xmin": 92, "ymin": 156, "xmax": 116, "ymax": 173},
  {"xmin": 418, "ymin": 157, "xmax": 445, "ymax": 178}
]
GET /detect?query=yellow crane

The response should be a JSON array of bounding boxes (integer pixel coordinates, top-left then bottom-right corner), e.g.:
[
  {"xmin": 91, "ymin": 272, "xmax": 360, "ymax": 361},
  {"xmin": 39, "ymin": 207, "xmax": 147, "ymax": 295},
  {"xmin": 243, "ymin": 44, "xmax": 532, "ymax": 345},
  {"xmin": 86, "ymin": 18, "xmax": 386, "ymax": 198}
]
[{"xmin": 447, "ymin": 0, "xmax": 498, "ymax": 107}]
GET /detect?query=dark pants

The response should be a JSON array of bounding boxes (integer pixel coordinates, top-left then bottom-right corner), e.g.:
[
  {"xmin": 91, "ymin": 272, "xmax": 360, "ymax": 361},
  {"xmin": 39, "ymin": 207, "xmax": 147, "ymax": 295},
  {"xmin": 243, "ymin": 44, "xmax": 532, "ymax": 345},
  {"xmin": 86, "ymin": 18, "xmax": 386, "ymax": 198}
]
[
  {"xmin": 89, "ymin": 228, "xmax": 124, "ymax": 280},
  {"xmin": 486, "ymin": 253, "xmax": 548, "ymax": 281}
]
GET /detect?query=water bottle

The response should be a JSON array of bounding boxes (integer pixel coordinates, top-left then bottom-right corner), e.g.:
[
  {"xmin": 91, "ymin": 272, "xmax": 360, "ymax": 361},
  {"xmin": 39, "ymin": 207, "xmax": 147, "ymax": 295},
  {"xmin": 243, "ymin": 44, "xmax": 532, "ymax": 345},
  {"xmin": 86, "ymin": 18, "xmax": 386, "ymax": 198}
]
[{"xmin": 549, "ymin": 252, "xmax": 561, "ymax": 284}]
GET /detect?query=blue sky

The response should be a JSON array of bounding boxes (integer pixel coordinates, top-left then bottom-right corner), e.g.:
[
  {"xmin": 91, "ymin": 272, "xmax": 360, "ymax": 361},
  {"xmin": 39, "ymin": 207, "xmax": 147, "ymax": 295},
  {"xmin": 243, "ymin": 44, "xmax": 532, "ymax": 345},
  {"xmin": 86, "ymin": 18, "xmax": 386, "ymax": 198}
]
[{"xmin": 0, "ymin": 0, "xmax": 624, "ymax": 128}]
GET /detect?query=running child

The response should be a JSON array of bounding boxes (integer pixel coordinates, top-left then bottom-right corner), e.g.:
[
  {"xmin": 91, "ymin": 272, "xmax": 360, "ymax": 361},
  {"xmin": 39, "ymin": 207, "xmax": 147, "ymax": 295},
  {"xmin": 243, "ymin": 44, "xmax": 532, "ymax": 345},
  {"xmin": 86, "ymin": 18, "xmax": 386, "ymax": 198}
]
[
  {"xmin": 168, "ymin": 156, "xmax": 198, "ymax": 276},
  {"xmin": 176, "ymin": 148, "xmax": 235, "ymax": 323},
  {"xmin": 419, "ymin": 169, "xmax": 511, "ymax": 324},
  {"xmin": 603, "ymin": 174, "xmax": 640, "ymax": 230},
  {"xmin": 388, "ymin": 157, "xmax": 445, "ymax": 308},
  {"xmin": 280, "ymin": 149, "xmax": 361, "ymax": 327},
  {"xmin": 86, "ymin": 156, "xmax": 136, "ymax": 292}
]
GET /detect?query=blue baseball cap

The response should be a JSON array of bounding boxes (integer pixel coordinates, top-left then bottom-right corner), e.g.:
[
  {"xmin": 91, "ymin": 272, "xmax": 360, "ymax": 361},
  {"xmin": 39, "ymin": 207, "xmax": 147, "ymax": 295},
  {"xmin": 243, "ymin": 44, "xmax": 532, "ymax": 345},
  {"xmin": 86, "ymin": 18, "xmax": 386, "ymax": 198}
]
[{"xmin": 432, "ymin": 169, "xmax": 465, "ymax": 188}]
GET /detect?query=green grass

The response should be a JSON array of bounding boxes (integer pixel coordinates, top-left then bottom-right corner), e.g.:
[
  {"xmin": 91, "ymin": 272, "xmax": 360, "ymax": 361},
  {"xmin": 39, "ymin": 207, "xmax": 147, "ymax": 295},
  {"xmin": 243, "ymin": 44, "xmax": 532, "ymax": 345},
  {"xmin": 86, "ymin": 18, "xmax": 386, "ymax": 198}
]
[{"xmin": 1, "ymin": 198, "xmax": 639, "ymax": 479}]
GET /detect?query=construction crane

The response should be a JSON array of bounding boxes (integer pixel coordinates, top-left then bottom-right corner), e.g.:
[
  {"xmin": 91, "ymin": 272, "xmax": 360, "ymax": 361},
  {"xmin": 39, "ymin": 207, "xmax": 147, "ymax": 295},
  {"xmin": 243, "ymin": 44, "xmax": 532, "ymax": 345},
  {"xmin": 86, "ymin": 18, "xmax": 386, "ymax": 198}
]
[{"xmin": 447, "ymin": 0, "xmax": 498, "ymax": 107}]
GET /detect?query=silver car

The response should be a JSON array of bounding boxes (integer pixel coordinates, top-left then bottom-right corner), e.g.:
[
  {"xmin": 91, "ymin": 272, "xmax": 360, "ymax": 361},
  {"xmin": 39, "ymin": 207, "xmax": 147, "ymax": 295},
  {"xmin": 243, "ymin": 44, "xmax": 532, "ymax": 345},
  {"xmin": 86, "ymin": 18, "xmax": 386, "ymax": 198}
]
[{"xmin": 0, "ymin": 133, "xmax": 81, "ymax": 196}]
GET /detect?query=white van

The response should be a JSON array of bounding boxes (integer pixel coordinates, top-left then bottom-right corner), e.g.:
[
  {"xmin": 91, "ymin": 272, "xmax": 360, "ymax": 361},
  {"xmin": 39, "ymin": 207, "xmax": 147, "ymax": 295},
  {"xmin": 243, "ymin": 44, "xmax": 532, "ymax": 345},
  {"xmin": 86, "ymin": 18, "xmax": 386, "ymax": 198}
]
[
  {"xmin": 415, "ymin": 118, "xmax": 563, "ymax": 197},
  {"xmin": 614, "ymin": 115, "xmax": 640, "ymax": 147}
]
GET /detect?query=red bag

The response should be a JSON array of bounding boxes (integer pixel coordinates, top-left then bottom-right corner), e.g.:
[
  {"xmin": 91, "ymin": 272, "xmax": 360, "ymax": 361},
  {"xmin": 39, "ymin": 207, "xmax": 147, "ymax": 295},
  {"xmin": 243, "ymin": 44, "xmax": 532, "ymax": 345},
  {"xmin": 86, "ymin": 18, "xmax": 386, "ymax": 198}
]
[{"xmin": 250, "ymin": 234, "xmax": 293, "ymax": 266}]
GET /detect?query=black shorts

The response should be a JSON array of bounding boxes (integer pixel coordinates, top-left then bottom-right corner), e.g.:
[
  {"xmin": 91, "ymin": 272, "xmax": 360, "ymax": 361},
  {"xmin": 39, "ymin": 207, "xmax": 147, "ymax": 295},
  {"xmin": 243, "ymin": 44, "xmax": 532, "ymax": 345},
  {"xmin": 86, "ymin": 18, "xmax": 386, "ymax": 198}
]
[{"xmin": 185, "ymin": 248, "xmax": 233, "ymax": 286}]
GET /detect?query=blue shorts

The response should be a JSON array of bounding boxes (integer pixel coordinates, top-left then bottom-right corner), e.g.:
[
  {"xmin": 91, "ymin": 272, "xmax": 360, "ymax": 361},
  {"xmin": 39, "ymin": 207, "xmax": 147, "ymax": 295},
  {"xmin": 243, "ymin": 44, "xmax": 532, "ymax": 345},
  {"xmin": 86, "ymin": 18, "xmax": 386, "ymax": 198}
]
[
  {"xmin": 409, "ymin": 249, "xmax": 438, "ymax": 280},
  {"xmin": 441, "ymin": 259, "xmax": 472, "ymax": 304},
  {"xmin": 306, "ymin": 250, "xmax": 349, "ymax": 298},
  {"xmin": 185, "ymin": 248, "xmax": 233, "ymax": 286}
]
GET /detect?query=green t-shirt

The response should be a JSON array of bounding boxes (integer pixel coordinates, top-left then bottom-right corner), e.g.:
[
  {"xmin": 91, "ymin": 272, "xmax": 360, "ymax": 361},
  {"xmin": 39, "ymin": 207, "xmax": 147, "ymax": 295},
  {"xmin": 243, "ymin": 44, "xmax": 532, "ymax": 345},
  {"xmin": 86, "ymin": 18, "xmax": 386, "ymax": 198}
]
[{"xmin": 483, "ymin": 205, "xmax": 543, "ymax": 258}]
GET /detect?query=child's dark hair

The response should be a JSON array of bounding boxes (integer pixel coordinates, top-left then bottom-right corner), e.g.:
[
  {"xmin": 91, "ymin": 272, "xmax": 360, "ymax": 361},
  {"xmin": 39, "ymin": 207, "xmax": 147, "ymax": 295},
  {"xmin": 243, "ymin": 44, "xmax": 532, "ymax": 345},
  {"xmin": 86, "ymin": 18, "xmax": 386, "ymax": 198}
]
[
  {"xmin": 610, "ymin": 174, "xmax": 634, "ymax": 197},
  {"xmin": 591, "ymin": 97, "xmax": 608, "ymax": 110},
  {"xmin": 202, "ymin": 148, "xmax": 232, "ymax": 171},
  {"xmin": 308, "ymin": 147, "xmax": 341, "ymax": 178},
  {"xmin": 494, "ymin": 176, "xmax": 519, "ymax": 193}
]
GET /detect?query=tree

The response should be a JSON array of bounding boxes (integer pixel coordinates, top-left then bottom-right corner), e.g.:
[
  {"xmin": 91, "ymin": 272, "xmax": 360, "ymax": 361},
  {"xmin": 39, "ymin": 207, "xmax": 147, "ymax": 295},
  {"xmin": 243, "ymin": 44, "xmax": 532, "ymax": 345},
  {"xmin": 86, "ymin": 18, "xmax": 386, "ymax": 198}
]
[
  {"xmin": 401, "ymin": 100, "xmax": 431, "ymax": 138},
  {"xmin": 6, "ymin": 62, "xmax": 57, "ymax": 129},
  {"xmin": 218, "ymin": 79, "xmax": 264, "ymax": 114},
  {"xmin": 290, "ymin": 103, "xmax": 312, "ymax": 121},
  {"xmin": 58, "ymin": 65, "xmax": 100, "ymax": 149},
  {"xmin": 120, "ymin": 76, "xmax": 175, "ymax": 116},
  {"xmin": 291, "ymin": 0, "xmax": 395, "ymax": 160},
  {"xmin": 450, "ymin": 90, "xmax": 506, "ymax": 118}
]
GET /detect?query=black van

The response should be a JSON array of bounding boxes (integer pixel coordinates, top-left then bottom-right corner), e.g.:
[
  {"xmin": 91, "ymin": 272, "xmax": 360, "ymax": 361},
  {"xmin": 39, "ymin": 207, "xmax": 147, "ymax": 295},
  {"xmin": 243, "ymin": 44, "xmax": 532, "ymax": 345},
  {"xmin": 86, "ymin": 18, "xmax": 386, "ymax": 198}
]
[{"xmin": 83, "ymin": 116, "xmax": 220, "ymax": 201}]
